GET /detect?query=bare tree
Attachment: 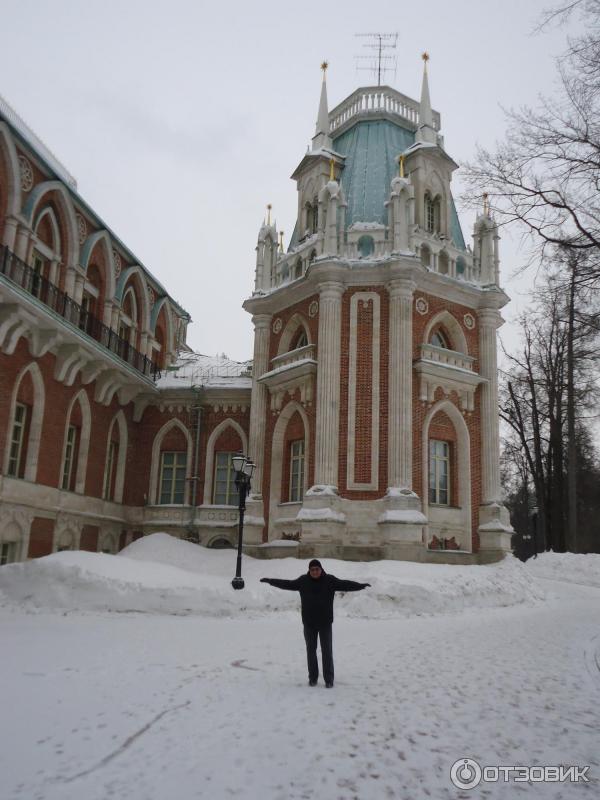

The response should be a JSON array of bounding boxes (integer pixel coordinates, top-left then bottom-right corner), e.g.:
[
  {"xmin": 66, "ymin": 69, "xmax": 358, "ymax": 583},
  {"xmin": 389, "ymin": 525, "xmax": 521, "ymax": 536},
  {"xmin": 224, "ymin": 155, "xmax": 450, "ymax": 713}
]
[{"xmin": 462, "ymin": 0, "xmax": 600, "ymax": 269}]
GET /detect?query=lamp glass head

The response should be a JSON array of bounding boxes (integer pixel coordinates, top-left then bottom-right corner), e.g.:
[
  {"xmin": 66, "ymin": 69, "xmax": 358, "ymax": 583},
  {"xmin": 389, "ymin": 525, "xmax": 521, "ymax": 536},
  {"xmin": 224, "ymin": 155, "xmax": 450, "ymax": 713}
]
[{"xmin": 232, "ymin": 453, "xmax": 245, "ymax": 473}]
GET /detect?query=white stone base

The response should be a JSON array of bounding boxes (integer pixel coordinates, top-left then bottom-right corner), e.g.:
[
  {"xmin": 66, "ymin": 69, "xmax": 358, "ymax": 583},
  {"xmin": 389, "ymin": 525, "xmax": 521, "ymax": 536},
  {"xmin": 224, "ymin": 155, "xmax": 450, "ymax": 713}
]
[
  {"xmin": 478, "ymin": 502, "xmax": 513, "ymax": 553},
  {"xmin": 377, "ymin": 486, "xmax": 427, "ymax": 545}
]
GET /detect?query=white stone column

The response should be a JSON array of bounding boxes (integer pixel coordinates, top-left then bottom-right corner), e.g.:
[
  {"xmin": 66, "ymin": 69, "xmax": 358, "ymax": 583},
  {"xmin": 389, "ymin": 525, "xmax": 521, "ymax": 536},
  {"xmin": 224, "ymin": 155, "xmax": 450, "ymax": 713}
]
[
  {"xmin": 2, "ymin": 217, "xmax": 18, "ymax": 251},
  {"xmin": 73, "ymin": 274, "xmax": 85, "ymax": 305},
  {"xmin": 388, "ymin": 277, "xmax": 415, "ymax": 488},
  {"xmin": 248, "ymin": 313, "xmax": 271, "ymax": 497},
  {"xmin": 14, "ymin": 226, "xmax": 30, "ymax": 261},
  {"xmin": 314, "ymin": 281, "xmax": 343, "ymax": 487},
  {"xmin": 478, "ymin": 307, "xmax": 502, "ymax": 504},
  {"xmin": 48, "ymin": 258, "xmax": 60, "ymax": 286},
  {"xmin": 64, "ymin": 265, "xmax": 77, "ymax": 298}
]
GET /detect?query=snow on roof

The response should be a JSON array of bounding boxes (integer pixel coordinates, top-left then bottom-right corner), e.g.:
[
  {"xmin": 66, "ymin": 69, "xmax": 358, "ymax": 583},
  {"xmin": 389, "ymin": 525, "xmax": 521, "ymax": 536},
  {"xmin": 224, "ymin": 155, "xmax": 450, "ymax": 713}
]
[{"xmin": 157, "ymin": 350, "xmax": 252, "ymax": 390}]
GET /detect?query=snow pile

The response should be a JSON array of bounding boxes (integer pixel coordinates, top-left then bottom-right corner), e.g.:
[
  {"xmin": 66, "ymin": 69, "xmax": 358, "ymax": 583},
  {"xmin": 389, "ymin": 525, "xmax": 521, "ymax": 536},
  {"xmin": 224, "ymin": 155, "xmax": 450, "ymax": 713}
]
[
  {"xmin": 523, "ymin": 550, "xmax": 600, "ymax": 587},
  {"xmin": 0, "ymin": 533, "xmax": 546, "ymax": 617}
]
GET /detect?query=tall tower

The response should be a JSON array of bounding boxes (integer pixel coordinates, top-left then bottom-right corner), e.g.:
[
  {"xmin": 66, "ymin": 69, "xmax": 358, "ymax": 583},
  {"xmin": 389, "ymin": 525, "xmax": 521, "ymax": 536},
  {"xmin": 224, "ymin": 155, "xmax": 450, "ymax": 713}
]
[{"xmin": 244, "ymin": 58, "xmax": 513, "ymax": 564}]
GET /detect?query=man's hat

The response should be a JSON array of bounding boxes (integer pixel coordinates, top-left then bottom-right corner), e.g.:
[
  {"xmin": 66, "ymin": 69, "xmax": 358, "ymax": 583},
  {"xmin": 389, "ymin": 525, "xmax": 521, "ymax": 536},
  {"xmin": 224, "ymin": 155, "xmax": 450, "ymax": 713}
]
[{"xmin": 308, "ymin": 559, "xmax": 323, "ymax": 569}]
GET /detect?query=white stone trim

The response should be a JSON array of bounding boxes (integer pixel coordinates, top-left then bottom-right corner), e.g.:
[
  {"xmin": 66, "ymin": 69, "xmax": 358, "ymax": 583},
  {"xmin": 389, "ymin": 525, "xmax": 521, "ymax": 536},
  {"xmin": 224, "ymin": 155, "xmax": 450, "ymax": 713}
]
[
  {"xmin": 202, "ymin": 419, "xmax": 248, "ymax": 506},
  {"xmin": 33, "ymin": 206, "xmax": 62, "ymax": 260},
  {"xmin": 277, "ymin": 312, "xmax": 311, "ymax": 355},
  {"xmin": 60, "ymin": 389, "xmax": 92, "ymax": 494},
  {"xmin": 103, "ymin": 410, "xmax": 128, "ymax": 504},
  {"xmin": 4, "ymin": 361, "xmax": 46, "ymax": 482},
  {"xmin": 423, "ymin": 309, "xmax": 469, "ymax": 355},
  {"xmin": 0, "ymin": 504, "xmax": 34, "ymax": 562},
  {"xmin": 421, "ymin": 400, "xmax": 472, "ymax": 552},
  {"xmin": 269, "ymin": 401, "xmax": 310, "ymax": 539},
  {"xmin": 347, "ymin": 292, "xmax": 380, "ymax": 490},
  {"xmin": 149, "ymin": 418, "xmax": 194, "ymax": 505}
]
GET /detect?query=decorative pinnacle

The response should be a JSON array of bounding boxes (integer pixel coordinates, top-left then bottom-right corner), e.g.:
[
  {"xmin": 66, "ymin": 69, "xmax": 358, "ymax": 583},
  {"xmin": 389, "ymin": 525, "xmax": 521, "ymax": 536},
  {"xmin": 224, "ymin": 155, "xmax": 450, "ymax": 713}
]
[
  {"xmin": 279, "ymin": 231, "xmax": 284, "ymax": 252},
  {"xmin": 321, "ymin": 61, "xmax": 328, "ymax": 75},
  {"xmin": 266, "ymin": 203, "xmax": 272, "ymax": 225},
  {"xmin": 483, "ymin": 192, "xmax": 490, "ymax": 215},
  {"xmin": 421, "ymin": 52, "xmax": 429, "ymax": 73}
]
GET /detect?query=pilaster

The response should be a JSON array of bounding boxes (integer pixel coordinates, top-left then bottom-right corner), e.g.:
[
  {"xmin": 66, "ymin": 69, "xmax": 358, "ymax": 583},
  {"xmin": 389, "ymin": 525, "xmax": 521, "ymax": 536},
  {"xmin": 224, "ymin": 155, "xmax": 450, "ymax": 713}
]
[
  {"xmin": 245, "ymin": 313, "xmax": 271, "ymax": 543},
  {"xmin": 477, "ymin": 306, "xmax": 513, "ymax": 553},
  {"xmin": 313, "ymin": 280, "xmax": 343, "ymax": 488}
]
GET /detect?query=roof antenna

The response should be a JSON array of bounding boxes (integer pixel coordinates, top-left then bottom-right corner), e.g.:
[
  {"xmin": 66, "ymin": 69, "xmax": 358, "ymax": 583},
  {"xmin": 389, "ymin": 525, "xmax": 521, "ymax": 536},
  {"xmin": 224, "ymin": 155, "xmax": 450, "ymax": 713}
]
[{"xmin": 355, "ymin": 33, "xmax": 398, "ymax": 86}]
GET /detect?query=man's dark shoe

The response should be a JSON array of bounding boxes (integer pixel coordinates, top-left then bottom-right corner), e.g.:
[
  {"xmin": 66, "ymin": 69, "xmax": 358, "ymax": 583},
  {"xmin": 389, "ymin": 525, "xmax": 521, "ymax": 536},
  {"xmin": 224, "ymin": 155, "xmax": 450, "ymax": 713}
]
[
  {"xmin": 325, "ymin": 681, "xmax": 334, "ymax": 688},
  {"xmin": 309, "ymin": 679, "xmax": 318, "ymax": 686}
]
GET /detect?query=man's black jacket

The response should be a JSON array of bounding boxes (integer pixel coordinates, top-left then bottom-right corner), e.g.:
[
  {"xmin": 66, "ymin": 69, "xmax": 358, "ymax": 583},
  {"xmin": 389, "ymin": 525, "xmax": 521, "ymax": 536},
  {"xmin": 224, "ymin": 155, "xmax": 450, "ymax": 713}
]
[{"xmin": 262, "ymin": 572, "xmax": 368, "ymax": 627}]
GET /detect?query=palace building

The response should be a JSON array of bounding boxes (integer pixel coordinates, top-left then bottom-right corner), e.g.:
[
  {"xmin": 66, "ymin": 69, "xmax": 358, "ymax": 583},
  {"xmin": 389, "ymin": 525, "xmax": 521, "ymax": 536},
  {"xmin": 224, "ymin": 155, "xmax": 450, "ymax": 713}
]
[{"xmin": 0, "ymin": 59, "xmax": 513, "ymax": 566}]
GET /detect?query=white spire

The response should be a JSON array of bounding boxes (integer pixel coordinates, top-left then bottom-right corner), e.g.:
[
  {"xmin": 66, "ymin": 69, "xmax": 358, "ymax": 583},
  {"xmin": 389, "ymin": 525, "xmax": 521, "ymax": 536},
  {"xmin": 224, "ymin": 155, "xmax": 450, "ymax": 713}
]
[
  {"xmin": 312, "ymin": 62, "xmax": 332, "ymax": 151},
  {"xmin": 416, "ymin": 53, "xmax": 437, "ymax": 145}
]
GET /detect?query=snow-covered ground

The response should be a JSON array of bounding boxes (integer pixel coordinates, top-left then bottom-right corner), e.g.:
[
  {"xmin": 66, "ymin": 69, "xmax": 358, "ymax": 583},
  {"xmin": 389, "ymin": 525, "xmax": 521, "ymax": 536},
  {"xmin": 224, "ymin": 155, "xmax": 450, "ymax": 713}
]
[{"xmin": 1, "ymin": 536, "xmax": 599, "ymax": 800}]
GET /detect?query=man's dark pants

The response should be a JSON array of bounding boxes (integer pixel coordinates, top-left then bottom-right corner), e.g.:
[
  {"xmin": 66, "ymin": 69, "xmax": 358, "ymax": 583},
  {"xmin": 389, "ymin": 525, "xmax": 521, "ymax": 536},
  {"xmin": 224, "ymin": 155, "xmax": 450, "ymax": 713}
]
[{"xmin": 303, "ymin": 624, "xmax": 333, "ymax": 683}]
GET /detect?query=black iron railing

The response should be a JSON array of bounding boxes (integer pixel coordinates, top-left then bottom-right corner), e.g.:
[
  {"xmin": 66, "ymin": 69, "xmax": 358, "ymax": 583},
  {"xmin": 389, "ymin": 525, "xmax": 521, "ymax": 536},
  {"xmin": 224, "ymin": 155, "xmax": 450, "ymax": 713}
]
[{"xmin": 0, "ymin": 244, "xmax": 161, "ymax": 380}]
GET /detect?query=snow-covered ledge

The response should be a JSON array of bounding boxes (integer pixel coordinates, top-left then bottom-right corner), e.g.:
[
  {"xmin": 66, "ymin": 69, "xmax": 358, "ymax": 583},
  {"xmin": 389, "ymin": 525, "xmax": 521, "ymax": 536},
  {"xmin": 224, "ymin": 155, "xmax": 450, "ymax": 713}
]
[{"xmin": 297, "ymin": 484, "xmax": 346, "ymax": 542}]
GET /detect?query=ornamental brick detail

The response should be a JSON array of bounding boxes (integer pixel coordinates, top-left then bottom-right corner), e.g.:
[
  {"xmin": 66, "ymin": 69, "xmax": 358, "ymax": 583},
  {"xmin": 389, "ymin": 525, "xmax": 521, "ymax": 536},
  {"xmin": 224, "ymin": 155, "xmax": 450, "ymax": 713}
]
[
  {"xmin": 18, "ymin": 155, "xmax": 34, "ymax": 192},
  {"xmin": 308, "ymin": 300, "xmax": 319, "ymax": 318},
  {"xmin": 112, "ymin": 248, "xmax": 122, "ymax": 278},
  {"xmin": 272, "ymin": 317, "xmax": 282, "ymax": 334},
  {"xmin": 76, "ymin": 213, "xmax": 87, "ymax": 244},
  {"xmin": 463, "ymin": 313, "xmax": 475, "ymax": 330},
  {"xmin": 415, "ymin": 296, "xmax": 429, "ymax": 315}
]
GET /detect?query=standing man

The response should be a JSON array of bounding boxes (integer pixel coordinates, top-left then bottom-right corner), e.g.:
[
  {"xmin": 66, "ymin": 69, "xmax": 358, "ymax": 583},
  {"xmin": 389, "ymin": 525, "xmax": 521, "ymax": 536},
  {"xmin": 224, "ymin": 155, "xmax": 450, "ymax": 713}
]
[{"xmin": 260, "ymin": 559, "xmax": 370, "ymax": 688}]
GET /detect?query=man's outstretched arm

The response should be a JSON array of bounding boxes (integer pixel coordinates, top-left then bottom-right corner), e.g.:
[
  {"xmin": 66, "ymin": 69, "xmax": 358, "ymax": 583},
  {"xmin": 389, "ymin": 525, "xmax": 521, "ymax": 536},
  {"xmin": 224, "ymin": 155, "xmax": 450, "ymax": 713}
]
[
  {"xmin": 260, "ymin": 577, "xmax": 302, "ymax": 591},
  {"xmin": 331, "ymin": 577, "xmax": 371, "ymax": 592}
]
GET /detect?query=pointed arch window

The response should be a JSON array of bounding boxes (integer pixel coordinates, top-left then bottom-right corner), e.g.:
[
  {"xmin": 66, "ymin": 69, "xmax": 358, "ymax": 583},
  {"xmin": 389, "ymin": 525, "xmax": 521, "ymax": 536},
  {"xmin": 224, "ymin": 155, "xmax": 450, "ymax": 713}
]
[
  {"xmin": 429, "ymin": 439, "xmax": 450, "ymax": 505},
  {"xmin": 425, "ymin": 194, "xmax": 435, "ymax": 233},
  {"xmin": 61, "ymin": 424, "xmax": 79, "ymax": 491},
  {"xmin": 7, "ymin": 402, "xmax": 29, "ymax": 478},
  {"xmin": 213, "ymin": 452, "xmax": 239, "ymax": 505},
  {"xmin": 430, "ymin": 329, "xmax": 450, "ymax": 349},
  {"xmin": 159, "ymin": 452, "xmax": 187, "ymax": 504},
  {"xmin": 289, "ymin": 440, "xmax": 305, "ymax": 502}
]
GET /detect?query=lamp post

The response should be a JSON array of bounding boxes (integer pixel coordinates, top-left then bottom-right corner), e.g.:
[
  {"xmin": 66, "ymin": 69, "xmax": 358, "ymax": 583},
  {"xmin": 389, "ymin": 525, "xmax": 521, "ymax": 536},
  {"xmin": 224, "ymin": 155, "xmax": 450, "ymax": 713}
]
[{"xmin": 231, "ymin": 452, "xmax": 255, "ymax": 590}]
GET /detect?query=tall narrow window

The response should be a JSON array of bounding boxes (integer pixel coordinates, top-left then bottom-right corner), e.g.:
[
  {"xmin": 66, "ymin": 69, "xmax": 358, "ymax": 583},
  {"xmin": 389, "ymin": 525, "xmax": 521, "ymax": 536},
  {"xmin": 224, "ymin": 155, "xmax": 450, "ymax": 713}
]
[
  {"xmin": 159, "ymin": 452, "xmax": 187, "ymax": 504},
  {"xmin": 30, "ymin": 250, "xmax": 47, "ymax": 299},
  {"xmin": 61, "ymin": 425, "xmax": 78, "ymax": 490},
  {"xmin": 7, "ymin": 402, "xmax": 28, "ymax": 478},
  {"xmin": 425, "ymin": 195, "xmax": 435, "ymax": 233},
  {"xmin": 429, "ymin": 440, "xmax": 450, "ymax": 505},
  {"xmin": 0, "ymin": 542, "xmax": 18, "ymax": 565},
  {"xmin": 103, "ymin": 440, "xmax": 118, "ymax": 500},
  {"xmin": 213, "ymin": 452, "xmax": 239, "ymax": 505},
  {"xmin": 289, "ymin": 439, "xmax": 305, "ymax": 502}
]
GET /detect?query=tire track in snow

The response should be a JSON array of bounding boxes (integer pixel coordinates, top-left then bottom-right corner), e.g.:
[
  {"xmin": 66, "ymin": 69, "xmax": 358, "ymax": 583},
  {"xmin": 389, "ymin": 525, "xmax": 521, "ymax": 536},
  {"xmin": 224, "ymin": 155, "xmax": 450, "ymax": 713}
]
[{"xmin": 58, "ymin": 701, "xmax": 191, "ymax": 783}]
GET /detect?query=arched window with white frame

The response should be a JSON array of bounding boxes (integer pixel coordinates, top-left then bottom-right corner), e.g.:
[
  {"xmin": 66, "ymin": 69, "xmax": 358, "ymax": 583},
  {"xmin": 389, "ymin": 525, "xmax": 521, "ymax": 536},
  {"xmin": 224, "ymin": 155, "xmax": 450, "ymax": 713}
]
[
  {"xmin": 149, "ymin": 419, "xmax": 193, "ymax": 505},
  {"xmin": 60, "ymin": 390, "xmax": 91, "ymax": 494},
  {"xmin": 4, "ymin": 362, "xmax": 45, "ymax": 482}
]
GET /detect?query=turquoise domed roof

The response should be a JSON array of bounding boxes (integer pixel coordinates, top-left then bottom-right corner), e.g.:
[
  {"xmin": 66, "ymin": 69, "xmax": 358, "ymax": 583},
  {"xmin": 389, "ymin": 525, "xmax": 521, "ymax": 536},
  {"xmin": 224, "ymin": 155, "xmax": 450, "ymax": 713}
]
[{"xmin": 332, "ymin": 118, "xmax": 466, "ymax": 250}]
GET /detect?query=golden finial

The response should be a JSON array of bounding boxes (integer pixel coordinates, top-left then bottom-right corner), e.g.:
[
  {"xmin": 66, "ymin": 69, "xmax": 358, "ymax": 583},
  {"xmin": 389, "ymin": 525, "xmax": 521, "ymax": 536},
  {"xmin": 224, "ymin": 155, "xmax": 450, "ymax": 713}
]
[
  {"xmin": 483, "ymin": 192, "xmax": 490, "ymax": 216},
  {"xmin": 399, "ymin": 154, "xmax": 405, "ymax": 178},
  {"xmin": 422, "ymin": 52, "xmax": 429, "ymax": 71},
  {"xmin": 279, "ymin": 231, "xmax": 284, "ymax": 252},
  {"xmin": 266, "ymin": 203, "xmax": 272, "ymax": 225},
  {"xmin": 321, "ymin": 61, "xmax": 329, "ymax": 74},
  {"xmin": 329, "ymin": 157, "xmax": 335, "ymax": 181}
]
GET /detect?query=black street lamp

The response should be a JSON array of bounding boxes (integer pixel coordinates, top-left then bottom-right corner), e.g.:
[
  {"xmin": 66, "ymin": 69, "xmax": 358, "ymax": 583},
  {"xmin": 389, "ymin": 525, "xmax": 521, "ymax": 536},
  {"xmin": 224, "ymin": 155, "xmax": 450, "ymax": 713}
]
[{"xmin": 231, "ymin": 452, "xmax": 256, "ymax": 590}]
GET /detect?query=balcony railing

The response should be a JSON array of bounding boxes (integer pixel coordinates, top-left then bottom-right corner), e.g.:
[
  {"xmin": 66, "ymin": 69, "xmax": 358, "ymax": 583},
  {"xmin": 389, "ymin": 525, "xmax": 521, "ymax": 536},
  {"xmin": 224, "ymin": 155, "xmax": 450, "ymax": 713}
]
[{"xmin": 0, "ymin": 244, "xmax": 160, "ymax": 380}]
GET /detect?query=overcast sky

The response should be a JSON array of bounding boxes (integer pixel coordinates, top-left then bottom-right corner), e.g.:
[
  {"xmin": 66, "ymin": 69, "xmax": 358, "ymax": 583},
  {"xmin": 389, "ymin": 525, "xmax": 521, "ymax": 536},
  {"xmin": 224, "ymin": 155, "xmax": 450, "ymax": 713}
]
[{"xmin": 0, "ymin": 0, "xmax": 577, "ymax": 361}]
